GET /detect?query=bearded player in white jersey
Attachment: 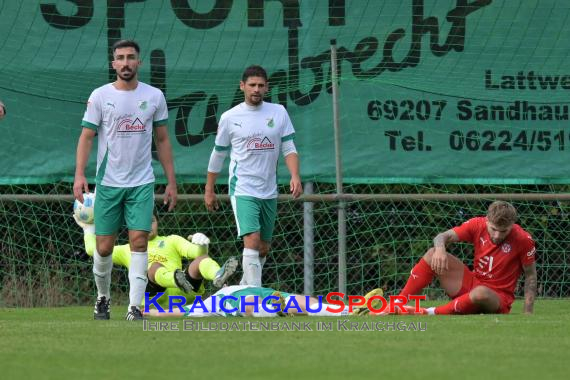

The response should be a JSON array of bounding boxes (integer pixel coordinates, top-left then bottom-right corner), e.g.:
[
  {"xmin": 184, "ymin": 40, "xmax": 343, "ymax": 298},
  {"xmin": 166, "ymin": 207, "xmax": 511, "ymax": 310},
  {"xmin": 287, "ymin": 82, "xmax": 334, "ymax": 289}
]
[
  {"xmin": 205, "ymin": 65, "xmax": 302, "ymax": 287},
  {"xmin": 74, "ymin": 39, "xmax": 177, "ymax": 321}
]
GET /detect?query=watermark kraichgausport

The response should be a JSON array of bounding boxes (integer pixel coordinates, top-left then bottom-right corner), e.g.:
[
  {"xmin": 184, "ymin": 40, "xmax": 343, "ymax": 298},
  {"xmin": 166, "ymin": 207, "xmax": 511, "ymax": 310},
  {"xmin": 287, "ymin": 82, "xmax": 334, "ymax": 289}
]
[{"xmin": 144, "ymin": 292, "xmax": 427, "ymax": 315}]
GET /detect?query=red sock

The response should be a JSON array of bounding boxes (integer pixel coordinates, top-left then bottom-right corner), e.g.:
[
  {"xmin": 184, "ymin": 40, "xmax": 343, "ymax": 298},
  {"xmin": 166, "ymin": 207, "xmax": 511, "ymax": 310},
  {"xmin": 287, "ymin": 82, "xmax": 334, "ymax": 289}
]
[
  {"xmin": 399, "ymin": 258, "xmax": 434, "ymax": 300},
  {"xmin": 435, "ymin": 293, "xmax": 479, "ymax": 315}
]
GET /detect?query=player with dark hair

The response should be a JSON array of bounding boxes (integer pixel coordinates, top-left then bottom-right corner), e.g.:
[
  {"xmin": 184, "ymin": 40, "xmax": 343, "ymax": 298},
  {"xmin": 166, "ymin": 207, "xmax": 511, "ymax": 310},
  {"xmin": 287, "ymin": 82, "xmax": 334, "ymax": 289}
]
[
  {"xmin": 205, "ymin": 65, "xmax": 302, "ymax": 287},
  {"xmin": 74, "ymin": 39, "xmax": 177, "ymax": 320},
  {"xmin": 368, "ymin": 201, "xmax": 537, "ymax": 316}
]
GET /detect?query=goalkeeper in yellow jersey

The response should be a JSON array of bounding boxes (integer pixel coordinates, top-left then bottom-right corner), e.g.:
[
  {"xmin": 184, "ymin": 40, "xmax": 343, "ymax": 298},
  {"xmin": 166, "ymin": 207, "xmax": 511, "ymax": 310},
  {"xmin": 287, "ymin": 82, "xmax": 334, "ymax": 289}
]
[{"xmin": 75, "ymin": 213, "xmax": 238, "ymax": 312}]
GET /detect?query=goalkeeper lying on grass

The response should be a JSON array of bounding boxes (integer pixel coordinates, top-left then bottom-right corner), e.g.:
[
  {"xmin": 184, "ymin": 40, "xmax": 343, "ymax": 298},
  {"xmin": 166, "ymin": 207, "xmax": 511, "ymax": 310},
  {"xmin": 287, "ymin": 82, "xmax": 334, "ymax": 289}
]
[{"xmin": 74, "ymin": 213, "xmax": 238, "ymax": 314}]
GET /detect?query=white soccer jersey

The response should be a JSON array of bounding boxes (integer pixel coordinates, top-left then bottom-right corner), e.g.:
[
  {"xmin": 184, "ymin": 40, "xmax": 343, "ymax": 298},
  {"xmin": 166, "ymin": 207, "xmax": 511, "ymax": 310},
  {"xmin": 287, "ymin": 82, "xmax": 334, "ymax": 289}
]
[
  {"xmin": 81, "ymin": 82, "xmax": 168, "ymax": 187},
  {"xmin": 214, "ymin": 101, "xmax": 296, "ymax": 199}
]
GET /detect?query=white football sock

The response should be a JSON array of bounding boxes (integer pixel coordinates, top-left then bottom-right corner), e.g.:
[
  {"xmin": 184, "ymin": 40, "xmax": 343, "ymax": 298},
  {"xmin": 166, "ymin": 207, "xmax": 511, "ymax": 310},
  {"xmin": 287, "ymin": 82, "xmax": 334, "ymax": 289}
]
[
  {"xmin": 239, "ymin": 248, "xmax": 262, "ymax": 286},
  {"xmin": 93, "ymin": 249, "xmax": 112, "ymax": 299},
  {"xmin": 259, "ymin": 256, "xmax": 267, "ymax": 269},
  {"xmin": 128, "ymin": 251, "xmax": 148, "ymax": 309}
]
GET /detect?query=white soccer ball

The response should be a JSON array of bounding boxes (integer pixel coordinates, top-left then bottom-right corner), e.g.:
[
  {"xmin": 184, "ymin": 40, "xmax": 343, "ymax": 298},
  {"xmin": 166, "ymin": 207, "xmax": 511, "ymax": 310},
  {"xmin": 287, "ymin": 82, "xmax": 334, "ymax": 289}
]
[{"xmin": 74, "ymin": 193, "xmax": 95, "ymax": 224}]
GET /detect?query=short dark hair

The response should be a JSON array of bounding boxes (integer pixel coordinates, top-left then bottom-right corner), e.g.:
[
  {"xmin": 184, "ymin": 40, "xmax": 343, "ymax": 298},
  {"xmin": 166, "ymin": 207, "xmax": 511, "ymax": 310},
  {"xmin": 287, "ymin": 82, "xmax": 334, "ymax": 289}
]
[
  {"xmin": 487, "ymin": 201, "xmax": 517, "ymax": 227},
  {"xmin": 242, "ymin": 65, "xmax": 268, "ymax": 82},
  {"xmin": 112, "ymin": 39, "xmax": 140, "ymax": 55}
]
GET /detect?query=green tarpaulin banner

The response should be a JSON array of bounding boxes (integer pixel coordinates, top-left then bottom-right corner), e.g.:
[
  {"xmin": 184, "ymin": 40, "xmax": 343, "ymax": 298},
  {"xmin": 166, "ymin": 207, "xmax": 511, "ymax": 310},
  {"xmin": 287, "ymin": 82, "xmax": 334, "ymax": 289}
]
[{"xmin": 1, "ymin": 0, "xmax": 569, "ymax": 184}]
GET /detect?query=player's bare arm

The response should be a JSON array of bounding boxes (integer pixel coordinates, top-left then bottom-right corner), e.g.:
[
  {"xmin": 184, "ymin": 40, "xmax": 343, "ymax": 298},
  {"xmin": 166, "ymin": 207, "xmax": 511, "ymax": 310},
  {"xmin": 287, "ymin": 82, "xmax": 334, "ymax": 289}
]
[
  {"xmin": 73, "ymin": 128, "xmax": 96, "ymax": 202},
  {"xmin": 523, "ymin": 262, "xmax": 537, "ymax": 314},
  {"xmin": 205, "ymin": 143, "xmax": 228, "ymax": 211},
  {"xmin": 284, "ymin": 153, "xmax": 302, "ymax": 198},
  {"xmin": 154, "ymin": 125, "xmax": 177, "ymax": 211},
  {"xmin": 204, "ymin": 171, "xmax": 219, "ymax": 211},
  {"xmin": 431, "ymin": 229, "xmax": 459, "ymax": 275}
]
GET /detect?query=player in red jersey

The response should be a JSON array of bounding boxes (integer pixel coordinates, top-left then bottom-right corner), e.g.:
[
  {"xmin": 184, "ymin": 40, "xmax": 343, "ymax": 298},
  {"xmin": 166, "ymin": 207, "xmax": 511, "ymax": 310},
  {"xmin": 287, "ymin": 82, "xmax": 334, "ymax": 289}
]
[{"xmin": 373, "ymin": 201, "xmax": 537, "ymax": 315}]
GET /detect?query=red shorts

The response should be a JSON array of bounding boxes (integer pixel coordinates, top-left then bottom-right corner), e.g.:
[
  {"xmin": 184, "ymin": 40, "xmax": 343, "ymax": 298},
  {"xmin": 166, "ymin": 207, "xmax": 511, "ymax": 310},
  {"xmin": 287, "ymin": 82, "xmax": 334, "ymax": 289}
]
[{"xmin": 453, "ymin": 265, "xmax": 514, "ymax": 314}]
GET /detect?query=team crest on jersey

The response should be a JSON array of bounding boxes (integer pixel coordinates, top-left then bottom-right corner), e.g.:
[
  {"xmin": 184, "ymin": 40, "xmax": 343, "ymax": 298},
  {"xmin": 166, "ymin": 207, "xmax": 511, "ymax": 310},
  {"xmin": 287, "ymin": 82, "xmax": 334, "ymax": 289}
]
[
  {"xmin": 138, "ymin": 100, "xmax": 148, "ymax": 110},
  {"xmin": 158, "ymin": 240, "xmax": 165, "ymax": 248},
  {"xmin": 501, "ymin": 243, "xmax": 512, "ymax": 253},
  {"xmin": 266, "ymin": 118, "xmax": 274, "ymax": 128}
]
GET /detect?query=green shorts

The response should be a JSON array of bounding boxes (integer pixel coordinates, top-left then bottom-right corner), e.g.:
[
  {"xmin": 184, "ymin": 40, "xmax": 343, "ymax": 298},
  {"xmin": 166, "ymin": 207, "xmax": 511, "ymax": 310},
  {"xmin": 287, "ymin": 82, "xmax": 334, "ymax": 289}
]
[
  {"xmin": 94, "ymin": 183, "xmax": 154, "ymax": 235},
  {"xmin": 230, "ymin": 196, "xmax": 277, "ymax": 241}
]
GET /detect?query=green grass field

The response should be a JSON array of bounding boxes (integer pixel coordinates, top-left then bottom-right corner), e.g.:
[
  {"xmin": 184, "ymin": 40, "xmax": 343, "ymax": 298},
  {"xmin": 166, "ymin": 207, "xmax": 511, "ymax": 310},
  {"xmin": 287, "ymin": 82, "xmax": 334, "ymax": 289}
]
[{"xmin": 1, "ymin": 300, "xmax": 569, "ymax": 380}]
